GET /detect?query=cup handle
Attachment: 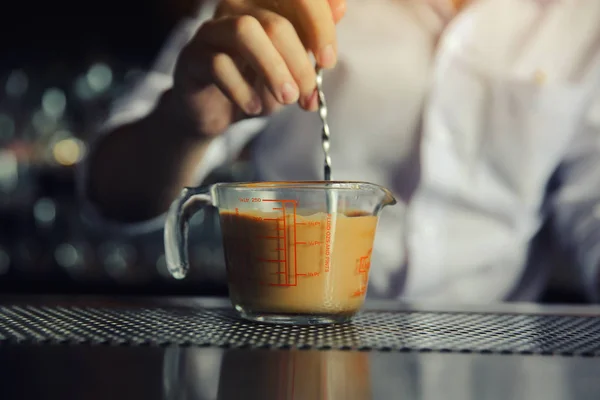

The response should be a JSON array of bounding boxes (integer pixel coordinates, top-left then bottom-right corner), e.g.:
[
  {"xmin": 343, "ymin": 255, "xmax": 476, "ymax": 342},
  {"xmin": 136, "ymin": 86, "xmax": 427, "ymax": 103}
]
[{"xmin": 164, "ymin": 186, "xmax": 214, "ymax": 279}]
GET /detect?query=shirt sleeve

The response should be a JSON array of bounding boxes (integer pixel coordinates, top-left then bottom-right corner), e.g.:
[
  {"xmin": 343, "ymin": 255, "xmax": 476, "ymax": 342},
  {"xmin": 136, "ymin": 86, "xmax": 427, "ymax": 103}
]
[
  {"xmin": 551, "ymin": 90, "xmax": 600, "ymax": 302},
  {"xmin": 76, "ymin": 1, "xmax": 268, "ymax": 236}
]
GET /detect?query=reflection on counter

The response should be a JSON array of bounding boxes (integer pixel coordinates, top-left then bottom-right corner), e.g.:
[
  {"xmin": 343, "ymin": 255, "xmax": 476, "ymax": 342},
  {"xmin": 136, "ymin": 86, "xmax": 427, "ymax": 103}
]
[
  {"xmin": 163, "ymin": 348, "xmax": 372, "ymax": 400},
  {"xmin": 1, "ymin": 344, "xmax": 600, "ymax": 399},
  {"xmin": 160, "ymin": 346, "xmax": 600, "ymax": 400},
  {"xmin": 218, "ymin": 350, "xmax": 371, "ymax": 400}
]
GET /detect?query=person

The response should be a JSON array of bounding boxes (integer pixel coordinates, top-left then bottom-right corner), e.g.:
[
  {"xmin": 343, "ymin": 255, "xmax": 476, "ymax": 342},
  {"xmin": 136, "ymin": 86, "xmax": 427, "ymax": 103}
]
[{"xmin": 79, "ymin": 0, "xmax": 600, "ymax": 303}]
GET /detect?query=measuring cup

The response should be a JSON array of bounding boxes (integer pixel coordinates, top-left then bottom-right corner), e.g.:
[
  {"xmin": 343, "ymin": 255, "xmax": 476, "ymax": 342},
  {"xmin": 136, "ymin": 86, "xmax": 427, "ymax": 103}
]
[{"xmin": 165, "ymin": 181, "xmax": 396, "ymax": 325}]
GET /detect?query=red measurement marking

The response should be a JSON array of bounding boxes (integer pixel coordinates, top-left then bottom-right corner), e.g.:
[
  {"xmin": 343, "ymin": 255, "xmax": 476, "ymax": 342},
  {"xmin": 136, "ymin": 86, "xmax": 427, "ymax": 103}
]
[
  {"xmin": 282, "ymin": 203, "xmax": 288, "ymax": 285},
  {"xmin": 297, "ymin": 272, "xmax": 320, "ymax": 277},
  {"xmin": 352, "ymin": 248, "xmax": 372, "ymax": 297},
  {"xmin": 294, "ymin": 241, "xmax": 307, "ymax": 245},
  {"xmin": 324, "ymin": 214, "xmax": 332, "ymax": 272},
  {"xmin": 260, "ymin": 199, "xmax": 298, "ymax": 204},
  {"xmin": 292, "ymin": 201, "xmax": 298, "ymax": 284},
  {"xmin": 296, "ymin": 222, "xmax": 307, "ymax": 225},
  {"xmin": 253, "ymin": 199, "xmax": 300, "ymax": 287}
]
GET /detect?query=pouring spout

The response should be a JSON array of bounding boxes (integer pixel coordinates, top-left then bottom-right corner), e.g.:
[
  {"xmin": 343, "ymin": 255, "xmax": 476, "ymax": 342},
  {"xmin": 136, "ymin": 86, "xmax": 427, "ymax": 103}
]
[
  {"xmin": 358, "ymin": 182, "xmax": 396, "ymax": 212},
  {"xmin": 379, "ymin": 186, "xmax": 397, "ymax": 208}
]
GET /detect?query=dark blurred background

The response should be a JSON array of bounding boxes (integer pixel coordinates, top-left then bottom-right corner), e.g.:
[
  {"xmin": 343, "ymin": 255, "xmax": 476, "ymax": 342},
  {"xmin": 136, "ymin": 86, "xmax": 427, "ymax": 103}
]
[{"xmin": 0, "ymin": 0, "xmax": 239, "ymax": 297}]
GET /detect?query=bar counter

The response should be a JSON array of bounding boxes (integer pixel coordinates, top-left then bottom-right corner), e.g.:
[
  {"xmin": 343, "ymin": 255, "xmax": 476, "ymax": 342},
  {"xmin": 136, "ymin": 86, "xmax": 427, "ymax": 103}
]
[{"xmin": 1, "ymin": 296, "xmax": 599, "ymax": 399}]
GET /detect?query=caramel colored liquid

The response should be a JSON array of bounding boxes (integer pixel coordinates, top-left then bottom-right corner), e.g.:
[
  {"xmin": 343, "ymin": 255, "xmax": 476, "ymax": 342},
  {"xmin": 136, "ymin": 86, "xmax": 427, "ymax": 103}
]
[{"xmin": 220, "ymin": 209, "xmax": 378, "ymax": 315}]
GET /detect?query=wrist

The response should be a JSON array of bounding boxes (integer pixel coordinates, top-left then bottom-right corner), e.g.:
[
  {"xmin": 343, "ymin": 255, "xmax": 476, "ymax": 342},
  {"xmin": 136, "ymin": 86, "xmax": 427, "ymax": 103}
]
[{"xmin": 160, "ymin": 84, "xmax": 236, "ymax": 139}]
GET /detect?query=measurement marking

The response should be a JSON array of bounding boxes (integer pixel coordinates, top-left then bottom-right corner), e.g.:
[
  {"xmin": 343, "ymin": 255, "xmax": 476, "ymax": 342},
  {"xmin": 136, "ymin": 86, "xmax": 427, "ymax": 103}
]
[
  {"xmin": 264, "ymin": 199, "xmax": 298, "ymax": 203},
  {"xmin": 282, "ymin": 204, "xmax": 288, "ymax": 285},
  {"xmin": 296, "ymin": 222, "xmax": 307, "ymax": 225},
  {"xmin": 293, "ymin": 201, "xmax": 298, "ymax": 285},
  {"xmin": 257, "ymin": 258, "xmax": 286, "ymax": 263},
  {"xmin": 254, "ymin": 199, "xmax": 299, "ymax": 287},
  {"xmin": 351, "ymin": 249, "xmax": 372, "ymax": 297},
  {"xmin": 295, "ymin": 241, "xmax": 307, "ymax": 245}
]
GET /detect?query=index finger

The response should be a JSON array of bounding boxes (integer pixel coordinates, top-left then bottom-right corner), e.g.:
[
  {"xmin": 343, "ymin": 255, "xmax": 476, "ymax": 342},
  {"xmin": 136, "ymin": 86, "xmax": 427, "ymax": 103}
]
[
  {"xmin": 285, "ymin": 0, "xmax": 338, "ymax": 68},
  {"xmin": 328, "ymin": 0, "xmax": 347, "ymax": 23}
]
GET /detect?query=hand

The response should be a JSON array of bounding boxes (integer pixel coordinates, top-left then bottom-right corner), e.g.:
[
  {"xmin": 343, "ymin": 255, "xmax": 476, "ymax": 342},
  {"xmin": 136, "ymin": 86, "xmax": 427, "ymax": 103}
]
[{"xmin": 171, "ymin": 0, "xmax": 347, "ymax": 137}]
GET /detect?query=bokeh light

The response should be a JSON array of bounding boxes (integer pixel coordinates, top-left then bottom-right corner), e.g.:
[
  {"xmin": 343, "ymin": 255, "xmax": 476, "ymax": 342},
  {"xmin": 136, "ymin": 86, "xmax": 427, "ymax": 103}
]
[
  {"xmin": 33, "ymin": 197, "xmax": 57, "ymax": 225},
  {"xmin": 5, "ymin": 70, "xmax": 28, "ymax": 97},
  {"xmin": 87, "ymin": 63, "xmax": 113, "ymax": 93},
  {"xmin": 0, "ymin": 114, "xmax": 15, "ymax": 141},
  {"xmin": 52, "ymin": 138, "xmax": 85, "ymax": 166},
  {"xmin": 42, "ymin": 88, "xmax": 67, "ymax": 119},
  {"xmin": 54, "ymin": 243, "xmax": 84, "ymax": 271}
]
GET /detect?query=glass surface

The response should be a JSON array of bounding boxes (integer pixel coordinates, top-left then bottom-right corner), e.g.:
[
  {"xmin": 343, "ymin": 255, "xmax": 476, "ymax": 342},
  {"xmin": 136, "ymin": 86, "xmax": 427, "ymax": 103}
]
[{"xmin": 164, "ymin": 181, "xmax": 396, "ymax": 324}]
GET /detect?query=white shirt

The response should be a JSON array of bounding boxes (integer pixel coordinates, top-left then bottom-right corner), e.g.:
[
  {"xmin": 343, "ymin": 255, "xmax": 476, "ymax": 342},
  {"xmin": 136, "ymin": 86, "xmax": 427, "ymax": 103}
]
[{"xmin": 80, "ymin": 0, "xmax": 600, "ymax": 303}]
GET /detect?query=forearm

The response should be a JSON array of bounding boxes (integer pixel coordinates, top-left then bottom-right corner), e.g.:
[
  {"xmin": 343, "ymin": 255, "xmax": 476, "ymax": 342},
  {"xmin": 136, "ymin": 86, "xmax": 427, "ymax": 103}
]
[{"xmin": 86, "ymin": 87, "xmax": 231, "ymax": 223}]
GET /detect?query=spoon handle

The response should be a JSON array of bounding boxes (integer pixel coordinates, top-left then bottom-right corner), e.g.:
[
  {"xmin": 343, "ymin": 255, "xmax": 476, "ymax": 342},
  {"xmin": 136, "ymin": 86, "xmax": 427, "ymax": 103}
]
[{"xmin": 316, "ymin": 67, "xmax": 332, "ymax": 181}]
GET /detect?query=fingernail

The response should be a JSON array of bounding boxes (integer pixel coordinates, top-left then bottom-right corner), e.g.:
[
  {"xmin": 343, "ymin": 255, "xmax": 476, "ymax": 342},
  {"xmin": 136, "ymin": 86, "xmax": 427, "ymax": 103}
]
[
  {"xmin": 318, "ymin": 45, "xmax": 336, "ymax": 69},
  {"xmin": 306, "ymin": 89, "xmax": 319, "ymax": 111},
  {"xmin": 281, "ymin": 82, "xmax": 299, "ymax": 104},
  {"xmin": 334, "ymin": 2, "xmax": 347, "ymax": 19},
  {"xmin": 299, "ymin": 90, "xmax": 313, "ymax": 110},
  {"xmin": 246, "ymin": 95, "xmax": 263, "ymax": 115}
]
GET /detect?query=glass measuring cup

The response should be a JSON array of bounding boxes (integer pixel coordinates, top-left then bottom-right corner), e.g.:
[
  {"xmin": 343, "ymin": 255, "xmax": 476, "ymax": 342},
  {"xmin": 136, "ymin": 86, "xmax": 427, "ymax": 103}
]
[{"xmin": 164, "ymin": 181, "xmax": 396, "ymax": 325}]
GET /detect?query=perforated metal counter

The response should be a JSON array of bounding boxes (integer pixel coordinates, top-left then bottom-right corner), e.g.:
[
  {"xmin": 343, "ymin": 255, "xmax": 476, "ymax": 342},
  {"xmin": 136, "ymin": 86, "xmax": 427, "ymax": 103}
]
[{"xmin": 1, "ymin": 296, "xmax": 599, "ymax": 400}]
